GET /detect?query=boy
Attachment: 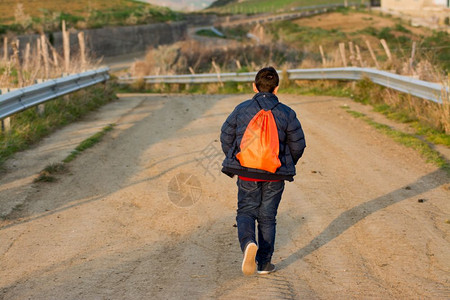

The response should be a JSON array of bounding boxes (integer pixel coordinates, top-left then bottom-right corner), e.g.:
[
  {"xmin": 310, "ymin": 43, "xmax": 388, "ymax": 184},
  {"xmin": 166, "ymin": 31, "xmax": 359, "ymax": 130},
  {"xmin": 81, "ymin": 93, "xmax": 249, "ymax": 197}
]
[{"xmin": 220, "ymin": 67, "xmax": 306, "ymax": 275}]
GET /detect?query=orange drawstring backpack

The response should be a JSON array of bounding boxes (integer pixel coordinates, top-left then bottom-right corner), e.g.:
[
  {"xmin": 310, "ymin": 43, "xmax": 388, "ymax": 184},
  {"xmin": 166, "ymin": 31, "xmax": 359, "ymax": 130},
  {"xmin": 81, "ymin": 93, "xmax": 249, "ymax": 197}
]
[{"xmin": 236, "ymin": 101, "xmax": 281, "ymax": 173}]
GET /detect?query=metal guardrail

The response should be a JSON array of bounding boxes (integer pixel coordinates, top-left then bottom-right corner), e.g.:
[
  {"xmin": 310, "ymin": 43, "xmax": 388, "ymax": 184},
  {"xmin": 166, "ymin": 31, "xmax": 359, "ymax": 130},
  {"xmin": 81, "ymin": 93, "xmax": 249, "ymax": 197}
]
[
  {"xmin": 118, "ymin": 67, "xmax": 448, "ymax": 104},
  {"xmin": 0, "ymin": 68, "xmax": 110, "ymax": 120}
]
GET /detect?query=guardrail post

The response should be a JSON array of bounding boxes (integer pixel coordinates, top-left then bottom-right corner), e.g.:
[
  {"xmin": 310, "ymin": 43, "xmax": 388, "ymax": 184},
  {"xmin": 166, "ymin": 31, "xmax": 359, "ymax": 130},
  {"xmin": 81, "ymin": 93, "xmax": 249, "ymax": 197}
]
[
  {"xmin": 1, "ymin": 117, "xmax": 11, "ymax": 133},
  {"xmin": 0, "ymin": 87, "xmax": 12, "ymax": 132},
  {"xmin": 36, "ymin": 105, "xmax": 45, "ymax": 116},
  {"xmin": 34, "ymin": 79, "xmax": 46, "ymax": 116}
]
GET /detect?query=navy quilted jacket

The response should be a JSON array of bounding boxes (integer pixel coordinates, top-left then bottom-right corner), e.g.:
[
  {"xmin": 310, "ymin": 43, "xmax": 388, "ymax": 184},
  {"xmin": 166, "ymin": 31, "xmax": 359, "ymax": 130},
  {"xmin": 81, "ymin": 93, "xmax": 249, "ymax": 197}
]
[{"xmin": 220, "ymin": 92, "xmax": 306, "ymax": 182}]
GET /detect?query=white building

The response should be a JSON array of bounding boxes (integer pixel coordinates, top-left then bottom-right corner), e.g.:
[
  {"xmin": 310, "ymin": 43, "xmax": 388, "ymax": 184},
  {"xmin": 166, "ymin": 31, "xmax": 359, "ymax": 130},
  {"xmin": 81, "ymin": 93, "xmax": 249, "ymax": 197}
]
[
  {"xmin": 382, "ymin": 0, "xmax": 449, "ymax": 10},
  {"xmin": 381, "ymin": 0, "xmax": 449, "ymax": 28}
]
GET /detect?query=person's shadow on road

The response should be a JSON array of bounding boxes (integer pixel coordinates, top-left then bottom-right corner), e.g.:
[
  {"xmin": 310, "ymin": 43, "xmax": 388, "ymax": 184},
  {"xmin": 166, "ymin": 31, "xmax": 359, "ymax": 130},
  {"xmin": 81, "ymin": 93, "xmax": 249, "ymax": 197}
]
[{"xmin": 278, "ymin": 169, "xmax": 449, "ymax": 270}]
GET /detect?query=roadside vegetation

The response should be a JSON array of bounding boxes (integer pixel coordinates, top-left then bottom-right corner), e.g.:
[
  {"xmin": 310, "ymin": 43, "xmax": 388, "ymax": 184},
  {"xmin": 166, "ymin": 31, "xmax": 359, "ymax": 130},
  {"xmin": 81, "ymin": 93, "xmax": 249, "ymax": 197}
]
[
  {"xmin": 34, "ymin": 123, "xmax": 114, "ymax": 182},
  {"xmin": 0, "ymin": 0, "xmax": 181, "ymax": 35},
  {"xmin": 341, "ymin": 105, "xmax": 450, "ymax": 174},
  {"xmin": 63, "ymin": 123, "xmax": 114, "ymax": 163},
  {"xmin": 0, "ymin": 83, "xmax": 117, "ymax": 169}
]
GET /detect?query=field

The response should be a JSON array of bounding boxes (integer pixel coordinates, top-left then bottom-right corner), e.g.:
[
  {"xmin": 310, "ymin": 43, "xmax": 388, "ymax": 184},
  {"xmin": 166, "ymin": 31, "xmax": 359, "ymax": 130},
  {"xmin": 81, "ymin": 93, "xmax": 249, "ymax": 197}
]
[
  {"xmin": 207, "ymin": 0, "xmax": 354, "ymax": 14},
  {"xmin": 0, "ymin": 0, "xmax": 180, "ymax": 34}
]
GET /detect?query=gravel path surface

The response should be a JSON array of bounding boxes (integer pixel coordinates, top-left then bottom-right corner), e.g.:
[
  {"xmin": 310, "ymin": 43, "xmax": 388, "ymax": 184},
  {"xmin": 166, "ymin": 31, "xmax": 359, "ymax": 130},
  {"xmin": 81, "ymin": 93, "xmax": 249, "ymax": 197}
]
[{"xmin": 0, "ymin": 93, "xmax": 449, "ymax": 299}]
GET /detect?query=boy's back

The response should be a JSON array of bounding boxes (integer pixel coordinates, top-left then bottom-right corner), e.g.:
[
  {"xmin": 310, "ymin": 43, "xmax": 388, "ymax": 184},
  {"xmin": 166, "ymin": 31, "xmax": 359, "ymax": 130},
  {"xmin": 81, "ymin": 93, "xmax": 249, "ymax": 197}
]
[
  {"xmin": 220, "ymin": 67, "xmax": 306, "ymax": 276},
  {"xmin": 221, "ymin": 91, "xmax": 305, "ymax": 182}
]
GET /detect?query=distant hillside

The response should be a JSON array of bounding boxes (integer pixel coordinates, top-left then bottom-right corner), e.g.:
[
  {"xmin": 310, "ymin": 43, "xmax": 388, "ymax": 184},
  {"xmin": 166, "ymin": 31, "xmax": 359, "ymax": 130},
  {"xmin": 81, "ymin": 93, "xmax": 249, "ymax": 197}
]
[
  {"xmin": 0, "ymin": 0, "xmax": 182, "ymax": 35},
  {"xmin": 142, "ymin": 0, "xmax": 216, "ymax": 11},
  {"xmin": 208, "ymin": 0, "xmax": 236, "ymax": 8},
  {"xmin": 207, "ymin": 0, "xmax": 348, "ymax": 13}
]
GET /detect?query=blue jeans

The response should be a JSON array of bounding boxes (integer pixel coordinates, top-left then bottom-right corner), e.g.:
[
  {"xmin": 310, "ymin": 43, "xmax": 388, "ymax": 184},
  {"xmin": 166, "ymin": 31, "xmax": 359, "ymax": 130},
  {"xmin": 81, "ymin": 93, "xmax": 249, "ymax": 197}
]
[{"xmin": 236, "ymin": 178, "xmax": 285, "ymax": 265}]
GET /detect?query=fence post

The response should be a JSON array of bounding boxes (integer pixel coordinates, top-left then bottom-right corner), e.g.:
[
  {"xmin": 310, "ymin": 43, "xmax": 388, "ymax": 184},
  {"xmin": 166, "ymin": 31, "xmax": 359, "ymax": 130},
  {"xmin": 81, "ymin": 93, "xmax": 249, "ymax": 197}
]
[
  {"xmin": 212, "ymin": 60, "xmax": 223, "ymax": 86},
  {"xmin": 235, "ymin": 59, "xmax": 242, "ymax": 70},
  {"xmin": 380, "ymin": 39, "xmax": 392, "ymax": 63},
  {"xmin": 36, "ymin": 38, "xmax": 42, "ymax": 67},
  {"xmin": 339, "ymin": 43, "xmax": 347, "ymax": 67},
  {"xmin": 12, "ymin": 40, "xmax": 23, "ymax": 87},
  {"xmin": 24, "ymin": 43, "xmax": 30, "ymax": 71},
  {"xmin": 409, "ymin": 41, "xmax": 416, "ymax": 75},
  {"xmin": 348, "ymin": 42, "xmax": 357, "ymax": 66},
  {"xmin": 40, "ymin": 35, "xmax": 50, "ymax": 79},
  {"xmin": 365, "ymin": 40, "xmax": 380, "ymax": 69},
  {"xmin": 52, "ymin": 48, "xmax": 59, "ymax": 68},
  {"xmin": 78, "ymin": 31, "xmax": 86, "ymax": 70},
  {"xmin": 319, "ymin": 45, "xmax": 326, "ymax": 66},
  {"xmin": 3, "ymin": 37, "xmax": 7, "ymax": 61},
  {"xmin": 62, "ymin": 20, "xmax": 70, "ymax": 73},
  {"xmin": 355, "ymin": 45, "xmax": 364, "ymax": 67}
]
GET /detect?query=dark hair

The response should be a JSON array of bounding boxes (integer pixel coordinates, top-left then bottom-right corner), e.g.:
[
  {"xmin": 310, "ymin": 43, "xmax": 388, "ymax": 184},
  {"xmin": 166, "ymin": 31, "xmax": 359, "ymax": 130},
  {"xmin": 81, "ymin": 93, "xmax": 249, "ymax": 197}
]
[{"xmin": 254, "ymin": 67, "xmax": 279, "ymax": 93}]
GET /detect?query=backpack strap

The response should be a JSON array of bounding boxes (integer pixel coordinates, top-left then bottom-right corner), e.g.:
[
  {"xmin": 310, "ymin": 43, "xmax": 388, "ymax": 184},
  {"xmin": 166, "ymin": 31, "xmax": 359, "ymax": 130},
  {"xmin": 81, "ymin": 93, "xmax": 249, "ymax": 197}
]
[{"xmin": 270, "ymin": 102, "xmax": 280, "ymax": 111}]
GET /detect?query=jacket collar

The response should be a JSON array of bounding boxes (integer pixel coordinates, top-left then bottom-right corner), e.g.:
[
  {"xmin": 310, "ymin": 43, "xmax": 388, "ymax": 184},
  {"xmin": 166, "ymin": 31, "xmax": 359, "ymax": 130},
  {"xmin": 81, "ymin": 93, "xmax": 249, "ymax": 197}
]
[
  {"xmin": 253, "ymin": 92, "xmax": 278, "ymax": 101},
  {"xmin": 253, "ymin": 92, "xmax": 279, "ymax": 109}
]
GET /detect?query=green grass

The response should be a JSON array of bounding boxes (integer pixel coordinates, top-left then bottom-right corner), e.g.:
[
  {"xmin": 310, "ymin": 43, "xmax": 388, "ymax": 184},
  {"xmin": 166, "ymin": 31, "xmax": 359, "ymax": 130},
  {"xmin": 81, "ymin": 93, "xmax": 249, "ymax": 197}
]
[
  {"xmin": 208, "ymin": 0, "xmax": 353, "ymax": 14},
  {"xmin": 352, "ymin": 77, "xmax": 450, "ymax": 143},
  {"xmin": 0, "ymin": 83, "xmax": 117, "ymax": 168},
  {"xmin": 195, "ymin": 29, "xmax": 225, "ymax": 38},
  {"xmin": 63, "ymin": 124, "xmax": 115, "ymax": 163},
  {"xmin": 342, "ymin": 107, "xmax": 450, "ymax": 173},
  {"xmin": 34, "ymin": 163, "xmax": 68, "ymax": 183},
  {"xmin": 33, "ymin": 124, "xmax": 115, "ymax": 183},
  {"xmin": 0, "ymin": 0, "xmax": 182, "ymax": 34},
  {"xmin": 267, "ymin": 21, "xmax": 347, "ymax": 47},
  {"xmin": 373, "ymin": 103, "xmax": 450, "ymax": 147}
]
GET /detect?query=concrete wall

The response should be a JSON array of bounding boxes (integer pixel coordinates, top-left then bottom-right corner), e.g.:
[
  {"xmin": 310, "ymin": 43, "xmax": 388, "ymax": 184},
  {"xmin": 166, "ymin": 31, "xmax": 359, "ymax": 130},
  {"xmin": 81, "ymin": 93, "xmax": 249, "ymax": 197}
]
[{"xmin": 3, "ymin": 21, "xmax": 187, "ymax": 60}]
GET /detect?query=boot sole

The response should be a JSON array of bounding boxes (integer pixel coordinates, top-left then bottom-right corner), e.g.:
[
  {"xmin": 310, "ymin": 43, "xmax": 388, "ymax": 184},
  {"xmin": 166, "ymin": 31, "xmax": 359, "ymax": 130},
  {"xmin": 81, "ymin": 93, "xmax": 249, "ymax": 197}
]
[
  {"xmin": 257, "ymin": 265, "xmax": 277, "ymax": 275},
  {"xmin": 242, "ymin": 243, "xmax": 257, "ymax": 275}
]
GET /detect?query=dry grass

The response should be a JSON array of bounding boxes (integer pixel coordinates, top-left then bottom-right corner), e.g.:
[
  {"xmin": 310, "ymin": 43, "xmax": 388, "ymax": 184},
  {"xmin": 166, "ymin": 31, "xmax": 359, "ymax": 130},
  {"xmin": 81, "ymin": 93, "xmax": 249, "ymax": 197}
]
[
  {"xmin": 0, "ymin": 0, "xmax": 142, "ymax": 24},
  {"xmin": 130, "ymin": 37, "xmax": 298, "ymax": 77},
  {"xmin": 294, "ymin": 11, "xmax": 429, "ymax": 36},
  {"xmin": 0, "ymin": 34, "xmax": 98, "ymax": 89},
  {"xmin": 354, "ymin": 77, "xmax": 450, "ymax": 134}
]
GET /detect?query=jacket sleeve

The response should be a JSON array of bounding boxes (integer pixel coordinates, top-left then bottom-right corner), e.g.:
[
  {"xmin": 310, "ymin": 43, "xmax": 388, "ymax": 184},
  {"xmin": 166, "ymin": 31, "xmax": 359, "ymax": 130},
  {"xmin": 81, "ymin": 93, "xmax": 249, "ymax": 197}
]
[
  {"xmin": 286, "ymin": 109, "xmax": 306, "ymax": 165},
  {"xmin": 220, "ymin": 107, "xmax": 238, "ymax": 155}
]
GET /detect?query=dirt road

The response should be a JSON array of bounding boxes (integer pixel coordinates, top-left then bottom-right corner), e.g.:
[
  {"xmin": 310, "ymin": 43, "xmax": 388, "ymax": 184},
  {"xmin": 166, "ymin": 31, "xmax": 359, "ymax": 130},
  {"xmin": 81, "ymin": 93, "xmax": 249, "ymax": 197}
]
[{"xmin": 0, "ymin": 93, "xmax": 449, "ymax": 299}]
